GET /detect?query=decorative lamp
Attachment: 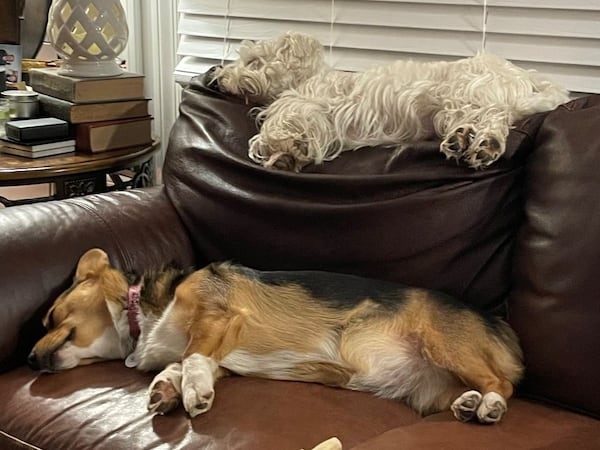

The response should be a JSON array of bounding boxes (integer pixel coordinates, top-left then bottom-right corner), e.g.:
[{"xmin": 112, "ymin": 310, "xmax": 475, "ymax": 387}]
[{"xmin": 47, "ymin": 0, "xmax": 129, "ymax": 77}]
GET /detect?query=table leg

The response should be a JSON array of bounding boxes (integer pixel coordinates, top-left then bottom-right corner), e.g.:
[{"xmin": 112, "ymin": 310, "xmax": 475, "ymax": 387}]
[{"xmin": 55, "ymin": 173, "xmax": 107, "ymax": 199}]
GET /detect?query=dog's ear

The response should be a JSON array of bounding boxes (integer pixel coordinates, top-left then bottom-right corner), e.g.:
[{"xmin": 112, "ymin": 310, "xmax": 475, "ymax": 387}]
[
  {"xmin": 75, "ymin": 248, "xmax": 111, "ymax": 281},
  {"xmin": 42, "ymin": 304, "xmax": 57, "ymax": 329}
]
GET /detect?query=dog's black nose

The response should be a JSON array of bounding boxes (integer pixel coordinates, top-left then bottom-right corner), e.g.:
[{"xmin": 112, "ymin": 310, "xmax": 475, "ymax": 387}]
[{"xmin": 27, "ymin": 351, "xmax": 40, "ymax": 371}]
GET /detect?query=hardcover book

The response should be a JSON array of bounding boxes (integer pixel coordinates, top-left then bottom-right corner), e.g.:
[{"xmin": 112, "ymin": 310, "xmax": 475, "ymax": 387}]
[
  {"xmin": 29, "ymin": 68, "xmax": 145, "ymax": 103},
  {"xmin": 75, "ymin": 116, "xmax": 153, "ymax": 153},
  {"xmin": 0, "ymin": 138, "xmax": 76, "ymax": 158},
  {"xmin": 5, "ymin": 117, "xmax": 70, "ymax": 143},
  {"xmin": 0, "ymin": 137, "xmax": 76, "ymax": 152},
  {"xmin": 0, "ymin": 145, "xmax": 75, "ymax": 159},
  {"xmin": 38, "ymin": 94, "xmax": 150, "ymax": 124}
]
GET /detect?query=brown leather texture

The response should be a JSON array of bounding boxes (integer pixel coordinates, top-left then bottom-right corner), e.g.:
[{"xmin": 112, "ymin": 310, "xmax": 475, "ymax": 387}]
[
  {"xmin": 164, "ymin": 76, "xmax": 546, "ymax": 314},
  {"xmin": 1, "ymin": 363, "xmax": 599, "ymax": 450},
  {"xmin": 510, "ymin": 95, "xmax": 600, "ymax": 417},
  {"xmin": 0, "ymin": 187, "xmax": 196, "ymax": 371}
]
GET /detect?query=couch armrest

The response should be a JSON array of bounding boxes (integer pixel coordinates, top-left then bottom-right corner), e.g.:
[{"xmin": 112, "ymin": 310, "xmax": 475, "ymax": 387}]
[{"xmin": 0, "ymin": 186, "xmax": 196, "ymax": 371}]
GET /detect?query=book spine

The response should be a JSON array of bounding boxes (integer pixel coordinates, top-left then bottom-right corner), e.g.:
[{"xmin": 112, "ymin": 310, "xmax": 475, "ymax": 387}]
[
  {"xmin": 38, "ymin": 94, "xmax": 72, "ymax": 122},
  {"xmin": 29, "ymin": 70, "xmax": 76, "ymax": 102}
]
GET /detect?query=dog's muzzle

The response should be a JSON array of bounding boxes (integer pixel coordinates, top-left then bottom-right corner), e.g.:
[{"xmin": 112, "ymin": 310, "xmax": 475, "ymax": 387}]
[
  {"xmin": 27, "ymin": 351, "xmax": 40, "ymax": 371},
  {"xmin": 203, "ymin": 65, "xmax": 222, "ymax": 91}
]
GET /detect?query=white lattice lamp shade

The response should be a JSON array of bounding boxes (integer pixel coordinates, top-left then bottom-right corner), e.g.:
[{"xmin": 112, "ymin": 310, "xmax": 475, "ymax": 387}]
[{"xmin": 47, "ymin": 0, "xmax": 129, "ymax": 77}]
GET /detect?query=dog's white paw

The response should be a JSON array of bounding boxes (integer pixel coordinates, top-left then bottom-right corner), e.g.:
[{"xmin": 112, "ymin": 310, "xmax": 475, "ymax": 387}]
[
  {"xmin": 441, "ymin": 126, "xmax": 474, "ymax": 160},
  {"xmin": 182, "ymin": 382, "xmax": 215, "ymax": 417},
  {"xmin": 451, "ymin": 390, "xmax": 483, "ymax": 422},
  {"xmin": 441, "ymin": 126, "xmax": 505, "ymax": 169},
  {"xmin": 181, "ymin": 354, "xmax": 219, "ymax": 417},
  {"xmin": 476, "ymin": 392, "xmax": 507, "ymax": 424},
  {"xmin": 147, "ymin": 363, "xmax": 182, "ymax": 415}
]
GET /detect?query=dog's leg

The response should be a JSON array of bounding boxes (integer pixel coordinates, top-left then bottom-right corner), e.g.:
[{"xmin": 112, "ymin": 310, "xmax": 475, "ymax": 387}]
[
  {"xmin": 436, "ymin": 105, "xmax": 511, "ymax": 169},
  {"xmin": 179, "ymin": 323, "xmax": 236, "ymax": 417},
  {"xmin": 418, "ymin": 331, "xmax": 520, "ymax": 424},
  {"xmin": 147, "ymin": 362, "xmax": 183, "ymax": 415},
  {"xmin": 287, "ymin": 361, "xmax": 354, "ymax": 387},
  {"xmin": 249, "ymin": 94, "xmax": 336, "ymax": 171}
]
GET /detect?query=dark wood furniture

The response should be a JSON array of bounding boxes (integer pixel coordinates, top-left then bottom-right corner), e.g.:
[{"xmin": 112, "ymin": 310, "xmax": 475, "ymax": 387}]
[{"xmin": 0, "ymin": 141, "xmax": 159, "ymax": 206}]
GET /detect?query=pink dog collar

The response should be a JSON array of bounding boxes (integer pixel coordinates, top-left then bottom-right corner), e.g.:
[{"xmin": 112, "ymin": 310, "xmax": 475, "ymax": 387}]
[{"xmin": 127, "ymin": 283, "xmax": 142, "ymax": 340}]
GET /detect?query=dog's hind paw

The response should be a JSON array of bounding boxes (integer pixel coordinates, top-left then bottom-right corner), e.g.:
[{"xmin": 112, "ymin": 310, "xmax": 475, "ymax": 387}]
[
  {"xmin": 148, "ymin": 380, "xmax": 181, "ymax": 415},
  {"xmin": 451, "ymin": 390, "xmax": 483, "ymax": 422},
  {"xmin": 440, "ymin": 126, "xmax": 474, "ymax": 160},
  {"xmin": 440, "ymin": 126, "xmax": 505, "ymax": 169},
  {"xmin": 464, "ymin": 135, "xmax": 504, "ymax": 169},
  {"xmin": 476, "ymin": 392, "xmax": 507, "ymax": 424}
]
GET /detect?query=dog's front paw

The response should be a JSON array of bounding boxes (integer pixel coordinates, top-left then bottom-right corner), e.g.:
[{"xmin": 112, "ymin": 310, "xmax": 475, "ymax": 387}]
[
  {"xmin": 451, "ymin": 390, "xmax": 482, "ymax": 422},
  {"xmin": 181, "ymin": 354, "xmax": 218, "ymax": 417},
  {"xmin": 147, "ymin": 363, "xmax": 182, "ymax": 415},
  {"xmin": 148, "ymin": 380, "xmax": 181, "ymax": 415},
  {"xmin": 476, "ymin": 392, "xmax": 507, "ymax": 424},
  {"xmin": 249, "ymin": 134, "xmax": 309, "ymax": 172},
  {"xmin": 182, "ymin": 382, "xmax": 215, "ymax": 417}
]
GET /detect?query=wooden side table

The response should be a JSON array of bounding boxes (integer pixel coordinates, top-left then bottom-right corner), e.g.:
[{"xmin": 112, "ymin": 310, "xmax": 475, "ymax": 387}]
[{"xmin": 0, "ymin": 141, "xmax": 159, "ymax": 206}]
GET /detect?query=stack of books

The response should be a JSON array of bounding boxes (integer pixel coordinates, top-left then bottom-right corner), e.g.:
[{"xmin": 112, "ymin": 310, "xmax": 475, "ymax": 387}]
[
  {"xmin": 29, "ymin": 68, "xmax": 153, "ymax": 153},
  {"xmin": 0, "ymin": 117, "xmax": 75, "ymax": 158}
]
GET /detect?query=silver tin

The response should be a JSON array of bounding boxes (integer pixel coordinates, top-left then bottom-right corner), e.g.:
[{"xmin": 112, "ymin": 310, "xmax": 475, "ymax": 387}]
[{"xmin": 1, "ymin": 90, "xmax": 40, "ymax": 119}]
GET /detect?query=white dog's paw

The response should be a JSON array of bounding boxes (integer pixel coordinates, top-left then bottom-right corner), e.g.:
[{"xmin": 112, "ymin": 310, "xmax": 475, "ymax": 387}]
[
  {"xmin": 441, "ymin": 126, "xmax": 505, "ymax": 169},
  {"xmin": 440, "ymin": 126, "xmax": 474, "ymax": 160},
  {"xmin": 451, "ymin": 390, "xmax": 483, "ymax": 422},
  {"xmin": 249, "ymin": 134, "xmax": 308, "ymax": 172},
  {"xmin": 182, "ymin": 381, "xmax": 215, "ymax": 417},
  {"xmin": 147, "ymin": 364, "xmax": 182, "ymax": 415},
  {"xmin": 476, "ymin": 392, "xmax": 507, "ymax": 424}
]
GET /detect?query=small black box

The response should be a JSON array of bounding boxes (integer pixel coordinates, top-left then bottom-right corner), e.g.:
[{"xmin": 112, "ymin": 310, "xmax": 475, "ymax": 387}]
[{"xmin": 5, "ymin": 117, "xmax": 70, "ymax": 143}]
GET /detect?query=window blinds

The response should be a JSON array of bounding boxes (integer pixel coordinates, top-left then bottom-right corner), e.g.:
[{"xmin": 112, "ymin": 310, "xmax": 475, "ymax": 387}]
[{"xmin": 175, "ymin": 0, "xmax": 600, "ymax": 94}]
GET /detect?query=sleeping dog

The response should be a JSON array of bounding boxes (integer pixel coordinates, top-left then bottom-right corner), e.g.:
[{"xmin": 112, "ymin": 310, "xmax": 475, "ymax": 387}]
[{"xmin": 28, "ymin": 248, "xmax": 523, "ymax": 423}]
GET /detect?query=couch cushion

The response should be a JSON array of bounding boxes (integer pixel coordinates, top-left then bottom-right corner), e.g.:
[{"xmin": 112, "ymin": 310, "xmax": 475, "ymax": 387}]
[
  {"xmin": 2, "ymin": 362, "xmax": 599, "ymax": 450},
  {"xmin": 510, "ymin": 94, "xmax": 600, "ymax": 418},
  {"xmin": 352, "ymin": 399, "xmax": 600, "ymax": 450},
  {"xmin": 0, "ymin": 362, "xmax": 420, "ymax": 450},
  {"xmin": 163, "ymin": 73, "xmax": 548, "ymax": 313}
]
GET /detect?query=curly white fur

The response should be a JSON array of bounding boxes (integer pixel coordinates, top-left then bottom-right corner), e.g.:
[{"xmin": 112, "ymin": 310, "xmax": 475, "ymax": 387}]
[{"xmin": 213, "ymin": 32, "xmax": 570, "ymax": 171}]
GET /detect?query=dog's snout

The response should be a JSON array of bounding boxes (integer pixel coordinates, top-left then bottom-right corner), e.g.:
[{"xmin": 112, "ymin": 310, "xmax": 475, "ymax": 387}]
[{"xmin": 27, "ymin": 351, "xmax": 40, "ymax": 371}]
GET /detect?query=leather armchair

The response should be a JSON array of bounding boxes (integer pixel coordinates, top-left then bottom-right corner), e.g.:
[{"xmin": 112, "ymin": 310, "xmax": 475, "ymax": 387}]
[{"xmin": 0, "ymin": 76, "xmax": 598, "ymax": 449}]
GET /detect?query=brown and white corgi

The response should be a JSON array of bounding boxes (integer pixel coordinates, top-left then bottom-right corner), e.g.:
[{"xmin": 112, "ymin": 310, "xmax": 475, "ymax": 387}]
[{"xmin": 28, "ymin": 248, "xmax": 523, "ymax": 423}]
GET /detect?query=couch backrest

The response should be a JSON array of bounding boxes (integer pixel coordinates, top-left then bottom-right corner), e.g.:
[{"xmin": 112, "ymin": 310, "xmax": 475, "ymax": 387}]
[
  {"xmin": 510, "ymin": 94, "xmax": 600, "ymax": 418},
  {"xmin": 164, "ymin": 74, "xmax": 600, "ymax": 418},
  {"xmin": 163, "ymin": 74, "xmax": 544, "ymax": 315}
]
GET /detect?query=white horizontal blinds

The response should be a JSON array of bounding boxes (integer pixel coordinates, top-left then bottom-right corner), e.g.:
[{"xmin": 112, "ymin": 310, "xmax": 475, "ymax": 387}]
[
  {"xmin": 175, "ymin": 0, "xmax": 484, "ymax": 83},
  {"xmin": 175, "ymin": 0, "xmax": 600, "ymax": 93},
  {"xmin": 483, "ymin": 1, "xmax": 600, "ymax": 94}
]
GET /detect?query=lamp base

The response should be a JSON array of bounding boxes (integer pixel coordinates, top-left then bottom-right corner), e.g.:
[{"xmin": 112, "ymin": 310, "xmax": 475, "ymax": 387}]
[{"xmin": 58, "ymin": 59, "xmax": 124, "ymax": 78}]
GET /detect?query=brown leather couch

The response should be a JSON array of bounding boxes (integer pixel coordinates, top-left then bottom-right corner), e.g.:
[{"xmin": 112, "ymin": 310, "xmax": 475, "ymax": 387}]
[{"xmin": 1, "ymin": 76, "xmax": 599, "ymax": 449}]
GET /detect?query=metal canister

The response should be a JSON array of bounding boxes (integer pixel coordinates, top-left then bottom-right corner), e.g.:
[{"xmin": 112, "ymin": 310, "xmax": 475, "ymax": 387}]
[{"xmin": 1, "ymin": 90, "xmax": 40, "ymax": 119}]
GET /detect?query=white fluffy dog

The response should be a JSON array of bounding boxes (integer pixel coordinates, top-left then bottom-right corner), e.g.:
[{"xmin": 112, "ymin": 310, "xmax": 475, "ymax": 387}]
[{"xmin": 212, "ymin": 32, "xmax": 570, "ymax": 171}]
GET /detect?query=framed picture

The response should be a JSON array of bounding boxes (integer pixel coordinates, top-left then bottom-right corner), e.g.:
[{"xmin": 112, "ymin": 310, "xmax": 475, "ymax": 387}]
[{"xmin": 0, "ymin": 44, "xmax": 23, "ymax": 83}]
